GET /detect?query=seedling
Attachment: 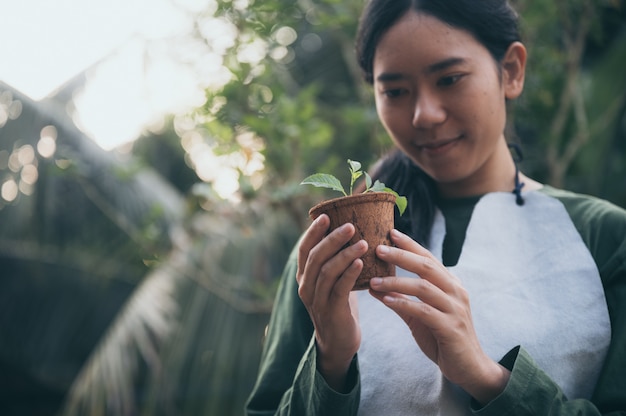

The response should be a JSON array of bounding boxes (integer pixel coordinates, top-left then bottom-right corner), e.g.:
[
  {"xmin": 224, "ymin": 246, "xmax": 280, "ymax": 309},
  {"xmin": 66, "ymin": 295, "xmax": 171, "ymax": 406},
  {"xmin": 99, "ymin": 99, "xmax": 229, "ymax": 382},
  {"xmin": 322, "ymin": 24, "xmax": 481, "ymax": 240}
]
[{"xmin": 301, "ymin": 159, "xmax": 407, "ymax": 215}]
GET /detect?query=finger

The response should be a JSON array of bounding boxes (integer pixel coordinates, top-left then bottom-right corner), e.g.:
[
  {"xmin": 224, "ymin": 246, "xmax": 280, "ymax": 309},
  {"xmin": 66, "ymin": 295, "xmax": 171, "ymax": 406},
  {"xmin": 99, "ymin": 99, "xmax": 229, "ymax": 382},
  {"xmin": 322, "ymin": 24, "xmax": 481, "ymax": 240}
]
[
  {"xmin": 369, "ymin": 275, "xmax": 452, "ymax": 313},
  {"xmin": 369, "ymin": 289, "xmax": 446, "ymax": 330},
  {"xmin": 390, "ymin": 229, "xmax": 434, "ymax": 259},
  {"xmin": 334, "ymin": 258, "xmax": 364, "ymax": 297},
  {"xmin": 390, "ymin": 229, "xmax": 461, "ymax": 284},
  {"xmin": 377, "ymin": 231, "xmax": 460, "ymax": 293},
  {"xmin": 297, "ymin": 214, "xmax": 331, "ymax": 280},
  {"xmin": 316, "ymin": 241, "xmax": 367, "ymax": 299},
  {"xmin": 375, "ymin": 244, "xmax": 455, "ymax": 292},
  {"xmin": 299, "ymin": 222, "xmax": 358, "ymax": 301},
  {"xmin": 306, "ymin": 222, "xmax": 357, "ymax": 273}
]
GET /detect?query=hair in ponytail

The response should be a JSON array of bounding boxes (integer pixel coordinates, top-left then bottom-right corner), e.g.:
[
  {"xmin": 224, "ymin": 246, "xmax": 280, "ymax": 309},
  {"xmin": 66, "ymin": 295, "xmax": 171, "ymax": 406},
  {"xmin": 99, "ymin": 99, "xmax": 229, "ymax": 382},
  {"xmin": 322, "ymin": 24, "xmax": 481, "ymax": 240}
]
[{"xmin": 368, "ymin": 149, "xmax": 436, "ymax": 247}]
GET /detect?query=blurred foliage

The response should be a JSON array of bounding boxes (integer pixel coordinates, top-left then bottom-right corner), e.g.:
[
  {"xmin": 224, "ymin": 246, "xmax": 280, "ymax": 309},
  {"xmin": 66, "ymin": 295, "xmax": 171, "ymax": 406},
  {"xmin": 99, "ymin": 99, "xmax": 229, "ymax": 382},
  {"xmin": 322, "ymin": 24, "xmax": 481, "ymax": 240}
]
[
  {"xmin": 179, "ymin": 0, "xmax": 626, "ymax": 206},
  {"xmin": 186, "ymin": 0, "xmax": 392, "ymax": 200},
  {"xmin": 513, "ymin": 0, "xmax": 626, "ymax": 198}
]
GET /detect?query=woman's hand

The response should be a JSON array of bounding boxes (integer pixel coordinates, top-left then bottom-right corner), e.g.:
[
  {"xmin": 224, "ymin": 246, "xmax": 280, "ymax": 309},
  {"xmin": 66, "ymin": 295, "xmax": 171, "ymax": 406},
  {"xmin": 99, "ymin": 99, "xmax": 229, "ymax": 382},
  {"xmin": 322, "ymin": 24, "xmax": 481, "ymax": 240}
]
[
  {"xmin": 297, "ymin": 214, "xmax": 368, "ymax": 392},
  {"xmin": 370, "ymin": 229, "xmax": 510, "ymax": 405}
]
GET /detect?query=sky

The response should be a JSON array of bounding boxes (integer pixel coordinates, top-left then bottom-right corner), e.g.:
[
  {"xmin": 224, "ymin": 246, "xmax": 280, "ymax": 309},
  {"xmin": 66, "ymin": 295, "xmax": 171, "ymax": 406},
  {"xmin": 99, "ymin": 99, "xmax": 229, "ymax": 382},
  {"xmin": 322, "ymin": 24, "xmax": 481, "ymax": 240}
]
[{"xmin": 0, "ymin": 0, "xmax": 219, "ymax": 150}]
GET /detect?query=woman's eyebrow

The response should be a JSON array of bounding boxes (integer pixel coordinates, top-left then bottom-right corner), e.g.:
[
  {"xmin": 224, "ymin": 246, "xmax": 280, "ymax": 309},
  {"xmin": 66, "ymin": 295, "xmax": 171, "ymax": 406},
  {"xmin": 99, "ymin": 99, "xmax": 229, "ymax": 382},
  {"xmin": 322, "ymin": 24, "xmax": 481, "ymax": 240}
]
[
  {"xmin": 375, "ymin": 57, "xmax": 468, "ymax": 82},
  {"xmin": 426, "ymin": 57, "xmax": 467, "ymax": 74},
  {"xmin": 375, "ymin": 72, "xmax": 407, "ymax": 82}
]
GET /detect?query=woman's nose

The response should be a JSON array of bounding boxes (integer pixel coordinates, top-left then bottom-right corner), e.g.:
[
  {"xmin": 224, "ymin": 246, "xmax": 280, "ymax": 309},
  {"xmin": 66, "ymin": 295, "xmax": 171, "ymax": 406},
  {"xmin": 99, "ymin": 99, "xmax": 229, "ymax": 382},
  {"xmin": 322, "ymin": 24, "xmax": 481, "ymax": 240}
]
[{"xmin": 412, "ymin": 92, "xmax": 446, "ymax": 129}]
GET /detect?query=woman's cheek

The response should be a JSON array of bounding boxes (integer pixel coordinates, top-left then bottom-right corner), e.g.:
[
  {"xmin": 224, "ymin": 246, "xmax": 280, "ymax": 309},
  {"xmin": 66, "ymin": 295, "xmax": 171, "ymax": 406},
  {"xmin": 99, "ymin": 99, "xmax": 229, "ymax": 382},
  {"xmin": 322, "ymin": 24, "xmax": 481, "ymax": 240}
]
[{"xmin": 379, "ymin": 109, "xmax": 405, "ymax": 136}]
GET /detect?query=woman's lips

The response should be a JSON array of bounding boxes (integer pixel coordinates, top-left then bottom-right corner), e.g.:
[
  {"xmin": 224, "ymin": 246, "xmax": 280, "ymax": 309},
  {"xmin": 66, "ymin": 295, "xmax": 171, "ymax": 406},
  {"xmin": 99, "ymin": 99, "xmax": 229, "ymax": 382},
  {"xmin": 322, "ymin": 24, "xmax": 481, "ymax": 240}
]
[{"xmin": 417, "ymin": 135, "xmax": 463, "ymax": 154}]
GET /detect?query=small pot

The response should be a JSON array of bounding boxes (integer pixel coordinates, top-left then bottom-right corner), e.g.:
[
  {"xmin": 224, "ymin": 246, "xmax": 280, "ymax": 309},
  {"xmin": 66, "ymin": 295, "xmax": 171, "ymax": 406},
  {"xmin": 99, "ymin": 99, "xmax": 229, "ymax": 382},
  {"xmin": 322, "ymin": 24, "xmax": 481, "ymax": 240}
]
[{"xmin": 309, "ymin": 192, "xmax": 396, "ymax": 290}]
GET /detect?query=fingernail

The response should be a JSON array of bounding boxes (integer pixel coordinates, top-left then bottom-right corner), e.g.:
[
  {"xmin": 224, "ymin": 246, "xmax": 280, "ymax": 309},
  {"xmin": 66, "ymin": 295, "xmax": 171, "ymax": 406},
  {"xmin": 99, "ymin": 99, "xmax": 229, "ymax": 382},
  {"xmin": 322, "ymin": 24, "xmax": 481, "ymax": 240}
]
[
  {"xmin": 378, "ymin": 245, "xmax": 390, "ymax": 254},
  {"xmin": 340, "ymin": 223, "xmax": 352, "ymax": 234},
  {"xmin": 383, "ymin": 295, "xmax": 396, "ymax": 304},
  {"xmin": 370, "ymin": 277, "xmax": 382, "ymax": 286}
]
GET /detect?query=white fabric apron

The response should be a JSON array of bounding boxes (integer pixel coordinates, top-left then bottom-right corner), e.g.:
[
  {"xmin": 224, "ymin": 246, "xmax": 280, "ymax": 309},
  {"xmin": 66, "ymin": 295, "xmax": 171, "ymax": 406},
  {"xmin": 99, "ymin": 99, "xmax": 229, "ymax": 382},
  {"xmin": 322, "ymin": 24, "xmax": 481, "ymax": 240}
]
[{"xmin": 356, "ymin": 191, "xmax": 611, "ymax": 415}]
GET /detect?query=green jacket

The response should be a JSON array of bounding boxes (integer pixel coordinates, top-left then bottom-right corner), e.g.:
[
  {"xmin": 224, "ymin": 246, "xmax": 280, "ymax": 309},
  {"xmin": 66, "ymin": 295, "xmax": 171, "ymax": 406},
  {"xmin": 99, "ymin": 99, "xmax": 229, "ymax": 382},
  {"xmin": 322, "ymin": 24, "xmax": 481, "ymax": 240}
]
[{"xmin": 246, "ymin": 186, "xmax": 626, "ymax": 415}]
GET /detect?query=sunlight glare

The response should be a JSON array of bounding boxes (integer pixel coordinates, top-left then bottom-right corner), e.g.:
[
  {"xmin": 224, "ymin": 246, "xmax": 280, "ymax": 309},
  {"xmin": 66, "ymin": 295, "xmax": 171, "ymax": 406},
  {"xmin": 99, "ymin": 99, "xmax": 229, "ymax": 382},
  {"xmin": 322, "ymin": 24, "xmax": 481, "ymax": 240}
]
[
  {"xmin": 2, "ymin": 0, "xmax": 267, "ymax": 202},
  {"xmin": 0, "ymin": 91, "xmax": 22, "ymax": 127},
  {"xmin": 233, "ymin": 0, "xmax": 250, "ymax": 10},
  {"xmin": 37, "ymin": 126, "xmax": 58, "ymax": 158},
  {"xmin": 1, "ymin": 179, "xmax": 18, "ymax": 202},
  {"xmin": 237, "ymin": 38, "xmax": 268, "ymax": 65},
  {"xmin": 213, "ymin": 168, "xmax": 240, "ymax": 201},
  {"xmin": 17, "ymin": 145, "xmax": 35, "ymax": 166},
  {"xmin": 270, "ymin": 46, "xmax": 290, "ymax": 61},
  {"xmin": 180, "ymin": 129, "xmax": 265, "ymax": 202},
  {"xmin": 19, "ymin": 180, "xmax": 35, "ymax": 196},
  {"xmin": 0, "ymin": 0, "xmax": 226, "ymax": 150},
  {"xmin": 274, "ymin": 27, "xmax": 297, "ymax": 46},
  {"xmin": 0, "ymin": 0, "xmax": 134, "ymax": 101},
  {"xmin": 20, "ymin": 164, "xmax": 39, "ymax": 185},
  {"xmin": 198, "ymin": 17, "xmax": 238, "ymax": 54},
  {"xmin": 8, "ymin": 152, "xmax": 20, "ymax": 173}
]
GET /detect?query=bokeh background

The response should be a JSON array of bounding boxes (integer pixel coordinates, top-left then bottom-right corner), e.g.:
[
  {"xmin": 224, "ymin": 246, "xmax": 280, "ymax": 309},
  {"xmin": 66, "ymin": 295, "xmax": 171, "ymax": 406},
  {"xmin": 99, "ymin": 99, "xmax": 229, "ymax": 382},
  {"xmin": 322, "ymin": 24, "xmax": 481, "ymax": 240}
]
[{"xmin": 1, "ymin": 0, "xmax": 625, "ymax": 415}]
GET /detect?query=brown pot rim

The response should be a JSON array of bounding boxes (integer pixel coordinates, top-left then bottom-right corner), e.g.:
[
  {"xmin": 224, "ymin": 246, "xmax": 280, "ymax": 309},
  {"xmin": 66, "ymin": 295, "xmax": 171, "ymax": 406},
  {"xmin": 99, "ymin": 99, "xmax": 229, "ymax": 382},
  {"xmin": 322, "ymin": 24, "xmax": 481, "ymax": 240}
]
[{"xmin": 309, "ymin": 191, "xmax": 396, "ymax": 219}]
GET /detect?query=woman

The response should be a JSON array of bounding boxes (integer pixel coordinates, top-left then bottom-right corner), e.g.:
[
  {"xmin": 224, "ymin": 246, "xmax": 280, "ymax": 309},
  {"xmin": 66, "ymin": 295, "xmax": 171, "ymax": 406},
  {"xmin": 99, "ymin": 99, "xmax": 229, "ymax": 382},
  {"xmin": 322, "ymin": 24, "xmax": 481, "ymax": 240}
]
[{"xmin": 246, "ymin": 0, "xmax": 626, "ymax": 414}]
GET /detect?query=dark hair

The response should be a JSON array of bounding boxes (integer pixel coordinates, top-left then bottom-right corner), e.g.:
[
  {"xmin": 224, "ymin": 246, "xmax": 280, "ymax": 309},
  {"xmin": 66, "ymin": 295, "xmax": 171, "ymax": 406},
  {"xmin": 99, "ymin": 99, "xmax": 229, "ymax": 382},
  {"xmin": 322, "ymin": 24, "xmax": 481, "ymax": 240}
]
[
  {"xmin": 356, "ymin": 0, "xmax": 521, "ymax": 84},
  {"xmin": 367, "ymin": 149, "xmax": 436, "ymax": 245},
  {"xmin": 357, "ymin": 0, "xmax": 521, "ymax": 246}
]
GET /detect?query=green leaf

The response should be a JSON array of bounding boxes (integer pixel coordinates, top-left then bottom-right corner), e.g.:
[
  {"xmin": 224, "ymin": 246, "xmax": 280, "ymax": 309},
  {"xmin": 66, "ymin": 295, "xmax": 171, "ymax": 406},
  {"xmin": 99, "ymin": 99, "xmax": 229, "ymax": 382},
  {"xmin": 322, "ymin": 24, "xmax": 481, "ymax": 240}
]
[
  {"xmin": 348, "ymin": 159, "xmax": 362, "ymax": 194},
  {"xmin": 351, "ymin": 171, "xmax": 363, "ymax": 181},
  {"xmin": 369, "ymin": 180, "xmax": 386, "ymax": 193},
  {"xmin": 364, "ymin": 172, "xmax": 372, "ymax": 190},
  {"xmin": 300, "ymin": 173, "xmax": 346, "ymax": 196},
  {"xmin": 395, "ymin": 196, "xmax": 408, "ymax": 216},
  {"xmin": 384, "ymin": 187, "xmax": 407, "ymax": 216},
  {"xmin": 347, "ymin": 159, "xmax": 361, "ymax": 173}
]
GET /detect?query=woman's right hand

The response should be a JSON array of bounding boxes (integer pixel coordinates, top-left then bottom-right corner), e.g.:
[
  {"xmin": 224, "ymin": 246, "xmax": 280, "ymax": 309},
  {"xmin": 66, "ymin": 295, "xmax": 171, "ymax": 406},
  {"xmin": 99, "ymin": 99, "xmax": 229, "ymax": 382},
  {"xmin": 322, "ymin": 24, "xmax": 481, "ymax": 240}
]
[{"xmin": 296, "ymin": 214, "xmax": 367, "ymax": 392}]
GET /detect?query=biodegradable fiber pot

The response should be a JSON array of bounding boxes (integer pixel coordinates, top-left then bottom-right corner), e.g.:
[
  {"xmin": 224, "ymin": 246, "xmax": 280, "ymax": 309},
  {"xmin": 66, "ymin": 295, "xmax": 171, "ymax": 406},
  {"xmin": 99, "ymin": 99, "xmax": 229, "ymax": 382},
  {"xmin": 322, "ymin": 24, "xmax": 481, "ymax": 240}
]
[{"xmin": 309, "ymin": 192, "xmax": 396, "ymax": 291}]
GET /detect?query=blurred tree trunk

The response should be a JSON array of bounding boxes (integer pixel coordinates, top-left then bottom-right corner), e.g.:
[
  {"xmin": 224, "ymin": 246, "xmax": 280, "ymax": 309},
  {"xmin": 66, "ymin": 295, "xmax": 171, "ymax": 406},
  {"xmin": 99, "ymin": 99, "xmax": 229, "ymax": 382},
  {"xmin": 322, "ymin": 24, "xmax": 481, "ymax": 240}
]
[
  {"xmin": 515, "ymin": 0, "xmax": 626, "ymax": 204},
  {"xmin": 544, "ymin": 0, "xmax": 595, "ymax": 187}
]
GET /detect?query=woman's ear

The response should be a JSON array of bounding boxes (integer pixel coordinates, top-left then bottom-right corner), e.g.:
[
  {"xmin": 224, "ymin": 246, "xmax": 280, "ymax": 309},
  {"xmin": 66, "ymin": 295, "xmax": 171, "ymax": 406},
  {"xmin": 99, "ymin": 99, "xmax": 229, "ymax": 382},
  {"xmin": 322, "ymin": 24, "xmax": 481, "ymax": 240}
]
[{"xmin": 502, "ymin": 41, "xmax": 527, "ymax": 100}]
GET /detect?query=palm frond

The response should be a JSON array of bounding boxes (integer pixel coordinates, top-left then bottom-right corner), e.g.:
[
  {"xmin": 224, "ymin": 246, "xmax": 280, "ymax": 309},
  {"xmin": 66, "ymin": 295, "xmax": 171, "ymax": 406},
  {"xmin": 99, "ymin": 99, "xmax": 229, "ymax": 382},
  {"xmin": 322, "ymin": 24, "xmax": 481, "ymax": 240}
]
[
  {"xmin": 60, "ymin": 198, "xmax": 303, "ymax": 415},
  {"xmin": 61, "ymin": 254, "xmax": 181, "ymax": 416},
  {"xmin": 0, "ymin": 83, "xmax": 185, "ymax": 414}
]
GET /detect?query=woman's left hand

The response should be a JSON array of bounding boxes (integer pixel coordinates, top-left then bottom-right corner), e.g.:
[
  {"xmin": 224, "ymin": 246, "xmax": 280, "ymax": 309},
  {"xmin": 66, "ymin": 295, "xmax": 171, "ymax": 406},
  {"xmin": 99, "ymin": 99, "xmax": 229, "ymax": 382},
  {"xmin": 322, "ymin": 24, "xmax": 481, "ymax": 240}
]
[{"xmin": 370, "ymin": 229, "xmax": 510, "ymax": 405}]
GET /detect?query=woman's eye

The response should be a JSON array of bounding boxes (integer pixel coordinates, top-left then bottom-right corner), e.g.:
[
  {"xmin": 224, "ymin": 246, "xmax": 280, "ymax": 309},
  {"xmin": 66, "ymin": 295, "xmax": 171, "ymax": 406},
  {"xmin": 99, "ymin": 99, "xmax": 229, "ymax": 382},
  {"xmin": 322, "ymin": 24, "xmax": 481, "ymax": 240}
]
[
  {"xmin": 438, "ymin": 74, "xmax": 463, "ymax": 87},
  {"xmin": 383, "ymin": 88, "xmax": 406, "ymax": 98}
]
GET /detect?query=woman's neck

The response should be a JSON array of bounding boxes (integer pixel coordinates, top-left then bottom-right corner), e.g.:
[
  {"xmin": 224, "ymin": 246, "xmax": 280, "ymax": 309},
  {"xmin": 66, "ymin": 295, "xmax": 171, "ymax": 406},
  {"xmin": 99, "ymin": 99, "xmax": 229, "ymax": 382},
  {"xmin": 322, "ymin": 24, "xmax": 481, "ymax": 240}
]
[{"xmin": 435, "ymin": 140, "xmax": 542, "ymax": 198}]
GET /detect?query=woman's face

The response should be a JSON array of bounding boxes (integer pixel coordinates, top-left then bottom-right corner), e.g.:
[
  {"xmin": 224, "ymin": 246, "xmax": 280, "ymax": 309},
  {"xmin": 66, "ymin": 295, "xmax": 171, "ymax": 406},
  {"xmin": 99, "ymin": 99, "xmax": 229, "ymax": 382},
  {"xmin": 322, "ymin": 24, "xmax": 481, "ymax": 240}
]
[{"xmin": 373, "ymin": 11, "xmax": 524, "ymax": 197}]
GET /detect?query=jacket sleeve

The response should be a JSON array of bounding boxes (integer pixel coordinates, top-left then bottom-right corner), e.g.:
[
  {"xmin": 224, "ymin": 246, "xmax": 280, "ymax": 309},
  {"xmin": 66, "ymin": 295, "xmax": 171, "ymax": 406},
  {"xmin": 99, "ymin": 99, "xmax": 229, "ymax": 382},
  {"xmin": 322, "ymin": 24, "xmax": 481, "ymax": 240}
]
[
  {"xmin": 245, "ymin": 245, "xmax": 361, "ymax": 416},
  {"xmin": 471, "ymin": 344, "xmax": 626, "ymax": 416}
]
